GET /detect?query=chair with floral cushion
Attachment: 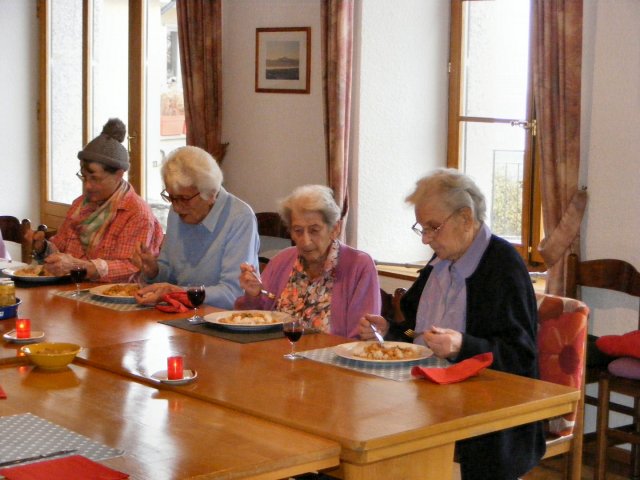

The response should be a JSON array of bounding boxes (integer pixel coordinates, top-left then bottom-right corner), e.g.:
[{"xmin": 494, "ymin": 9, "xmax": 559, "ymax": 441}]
[{"xmin": 533, "ymin": 292, "xmax": 589, "ymax": 480}]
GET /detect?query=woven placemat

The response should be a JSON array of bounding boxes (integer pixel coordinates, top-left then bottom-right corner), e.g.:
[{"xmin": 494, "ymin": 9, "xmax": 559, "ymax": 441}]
[
  {"xmin": 159, "ymin": 318, "xmax": 285, "ymax": 343},
  {"xmin": 55, "ymin": 290, "xmax": 153, "ymax": 312},
  {"xmin": 299, "ymin": 346, "xmax": 450, "ymax": 381}
]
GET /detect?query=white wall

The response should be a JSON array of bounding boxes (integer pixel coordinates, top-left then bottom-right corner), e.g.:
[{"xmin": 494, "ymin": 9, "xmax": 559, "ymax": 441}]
[{"xmin": 0, "ymin": 0, "xmax": 39, "ymax": 223}]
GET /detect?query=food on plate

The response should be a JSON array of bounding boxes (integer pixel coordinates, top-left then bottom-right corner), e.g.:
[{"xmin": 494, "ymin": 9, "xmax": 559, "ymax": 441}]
[
  {"xmin": 13, "ymin": 265, "xmax": 55, "ymax": 277},
  {"xmin": 219, "ymin": 312, "xmax": 278, "ymax": 325},
  {"xmin": 102, "ymin": 284, "xmax": 140, "ymax": 297},
  {"xmin": 352, "ymin": 342, "xmax": 421, "ymax": 361}
]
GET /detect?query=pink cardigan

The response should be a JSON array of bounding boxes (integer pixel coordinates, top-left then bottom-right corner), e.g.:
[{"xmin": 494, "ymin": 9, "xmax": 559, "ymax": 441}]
[{"xmin": 234, "ymin": 243, "xmax": 381, "ymax": 338}]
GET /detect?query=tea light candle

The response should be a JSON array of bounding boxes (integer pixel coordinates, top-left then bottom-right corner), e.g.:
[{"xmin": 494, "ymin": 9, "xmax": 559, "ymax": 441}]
[
  {"xmin": 167, "ymin": 355, "xmax": 184, "ymax": 380},
  {"xmin": 16, "ymin": 318, "xmax": 31, "ymax": 339}
]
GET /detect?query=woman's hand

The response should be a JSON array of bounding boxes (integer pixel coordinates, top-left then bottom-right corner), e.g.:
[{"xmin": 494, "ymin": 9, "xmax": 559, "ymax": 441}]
[
  {"xmin": 132, "ymin": 243, "xmax": 159, "ymax": 279},
  {"xmin": 134, "ymin": 282, "xmax": 182, "ymax": 305},
  {"xmin": 239, "ymin": 262, "xmax": 262, "ymax": 297},
  {"xmin": 357, "ymin": 314, "xmax": 389, "ymax": 340},
  {"xmin": 44, "ymin": 253, "xmax": 94, "ymax": 278},
  {"xmin": 24, "ymin": 228, "xmax": 47, "ymax": 256},
  {"xmin": 423, "ymin": 326, "xmax": 462, "ymax": 359}
]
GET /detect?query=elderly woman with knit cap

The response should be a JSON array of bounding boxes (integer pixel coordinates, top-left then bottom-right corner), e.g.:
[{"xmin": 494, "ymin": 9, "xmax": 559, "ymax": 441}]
[
  {"xmin": 234, "ymin": 185, "xmax": 380, "ymax": 338},
  {"xmin": 27, "ymin": 118, "xmax": 163, "ymax": 283}
]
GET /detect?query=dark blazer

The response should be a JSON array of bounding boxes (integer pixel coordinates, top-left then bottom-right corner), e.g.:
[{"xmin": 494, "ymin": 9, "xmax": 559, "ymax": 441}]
[{"xmin": 390, "ymin": 235, "xmax": 545, "ymax": 480}]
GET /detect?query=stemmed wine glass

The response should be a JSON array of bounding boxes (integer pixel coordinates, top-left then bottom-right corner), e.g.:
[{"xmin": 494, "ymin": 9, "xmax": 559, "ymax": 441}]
[
  {"xmin": 186, "ymin": 285, "xmax": 206, "ymax": 324},
  {"xmin": 69, "ymin": 265, "xmax": 88, "ymax": 296},
  {"xmin": 282, "ymin": 316, "xmax": 304, "ymax": 360}
]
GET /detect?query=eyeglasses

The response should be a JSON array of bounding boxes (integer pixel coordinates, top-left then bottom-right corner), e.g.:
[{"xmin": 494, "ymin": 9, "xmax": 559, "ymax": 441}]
[
  {"xmin": 411, "ymin": 209, "xmax": 459, "ymax": 237},
  {"xmin": 160, "ymin": 189, "xmax": 200, "ymax": 205},
  {"xmin": 76, "ymin": 170, "xmax": 110, "ymax": 184}
]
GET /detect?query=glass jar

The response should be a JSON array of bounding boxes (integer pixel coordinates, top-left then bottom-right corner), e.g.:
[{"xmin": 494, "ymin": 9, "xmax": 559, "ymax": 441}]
[{"xmin": 0, "ymin": 279, "xmax": 16, "ymax": 307}]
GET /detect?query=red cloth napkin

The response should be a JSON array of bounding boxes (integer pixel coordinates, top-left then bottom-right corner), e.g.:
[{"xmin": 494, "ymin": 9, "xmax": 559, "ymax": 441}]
[
  {"xmin": 0, "ymin": 384, "xmax": 6, "ymax": 399},
  {"xmin": 0, "ymin": 455, "xmax": 128, "ymax": 480},
  {"xmin": 411, "ymin": 352, "xmax": 494, "ymax": 384},
  {"xmin": 155, "ymin": 291, "xmax": 193, "ymax": 313}
]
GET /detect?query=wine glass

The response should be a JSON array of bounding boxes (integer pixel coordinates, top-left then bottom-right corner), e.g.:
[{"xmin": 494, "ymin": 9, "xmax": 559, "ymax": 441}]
[
  {"xmin": 186, "ymin": 285, "xmax": 206, "ymax": 324},
  {"xmin": 69, "ymin": 266, "xmax": 88, "ymax": 296},
  {"xmin": 282, "ymin": 317, "xmax": 304, "ymax": 360}
]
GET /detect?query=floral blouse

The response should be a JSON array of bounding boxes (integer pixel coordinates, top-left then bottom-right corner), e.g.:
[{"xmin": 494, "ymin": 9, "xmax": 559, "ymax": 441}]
[{"xmin": 276, "ymin": 241, "xmax": 340, "ymax": 332}]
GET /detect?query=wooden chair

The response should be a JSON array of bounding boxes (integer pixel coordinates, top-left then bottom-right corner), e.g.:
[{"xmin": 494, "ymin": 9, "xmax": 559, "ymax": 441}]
[
  {"xmin": 566, "ymin": 253, "xmax": 640, "ymax": 480},
  {"xmin": 533, "ymin": 292, "xmax": 589, "ymax": 480},
  {"xmin": 380, "ymin": 287, "xmax": 406, "ymax": 324},
  {"xmin": 256, "ymin": 212, "xmax": 292, "ymax": 272},
  {"xmin": 0, "ymin": 216, "xmax": 32, "ymax": 262}
]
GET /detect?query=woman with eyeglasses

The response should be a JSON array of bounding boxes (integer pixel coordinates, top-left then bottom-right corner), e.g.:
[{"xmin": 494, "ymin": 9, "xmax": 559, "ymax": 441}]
[
  {"xmin": 234, "ymin": 184, "xmax": 380, "ymax": 338},
  {"xmin": 26, "ymin": 118, "xmax": 163, "ymax": 283},
  {"xmin": 132, "ymin": 145, "xmax": 260, "ymax": 309},
  {"xmin": 358, "ymin": 168, "xmax": 544, "ymax": 480}
]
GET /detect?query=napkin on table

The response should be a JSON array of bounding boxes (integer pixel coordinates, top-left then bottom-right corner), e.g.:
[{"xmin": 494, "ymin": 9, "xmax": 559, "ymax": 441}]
[
  {"xmin": 411, "ymin": 352, "xmax": 493, "ymax": 384},
  {"xmin": 155, "ymin": 291, "xmax": 193, "ymax": 313},
  {"xmin": 0, "ymin": 455, "xmax": 128, "ymax": 480},
  {"xmin": 0, "ymin": 384, "xmax": 6, "ymax": 399}
]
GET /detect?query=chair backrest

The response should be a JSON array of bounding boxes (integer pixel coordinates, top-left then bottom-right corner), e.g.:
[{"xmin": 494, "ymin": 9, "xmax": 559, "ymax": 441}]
[
  {"xmin": 256, "ymin": 212, "xmax": 290, "ymax": 240},
  {"xmin": 0, "ymin": 216, "xmax": 32, "ymax": 262},
  {"xmin": 536, "ymin": 292, "xmax": 589, "ymax": 437},
  {"xmin": 380, "ymin": 287, "xmax": 406, "ymax": 324}
]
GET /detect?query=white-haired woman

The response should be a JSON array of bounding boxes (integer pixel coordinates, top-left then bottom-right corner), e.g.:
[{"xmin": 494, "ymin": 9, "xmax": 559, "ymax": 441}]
[
  {"xmin": 235, "ymin": 185, "xmax": 380, "ymax": 338},
  {"xmin": 358, "ymin": 168, "xmax": 544, "ymax": 480},
  {"xmin": 134, "ymin": 146, "xmax": 259, "ymax": 309}
]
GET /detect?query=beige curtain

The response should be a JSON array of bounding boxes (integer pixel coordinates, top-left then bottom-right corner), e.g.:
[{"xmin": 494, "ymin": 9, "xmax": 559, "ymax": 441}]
[
  {"xmin": 176, "ymin": 0, "xmax": 227, "ymax": 163},
  {"xmin": 533, "ymin": 0, "xmax": 586, "ymax": 296},
  {"xmin": 322, "ymin": 0, "xmax": 354, "ymax": 227}
]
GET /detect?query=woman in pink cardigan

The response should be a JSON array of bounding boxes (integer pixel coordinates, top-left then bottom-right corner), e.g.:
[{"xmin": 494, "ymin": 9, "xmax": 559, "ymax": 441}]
[{"xmin": 234, "ymin": 185, "xmax": 380, "ymax": 339}]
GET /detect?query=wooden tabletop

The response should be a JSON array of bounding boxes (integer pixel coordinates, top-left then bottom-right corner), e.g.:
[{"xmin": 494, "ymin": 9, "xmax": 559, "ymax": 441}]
[{"xmin": 0, "ymin": 363, "xmax": 339, "ymax": 480}]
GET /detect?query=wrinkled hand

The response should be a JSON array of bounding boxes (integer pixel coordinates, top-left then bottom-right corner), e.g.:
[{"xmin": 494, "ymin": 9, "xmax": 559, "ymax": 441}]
[
  {"xmin": 132, "ymin": 243, "xmax": 159, "ymax": 279},
  {"xmin": 24, "ymin": 229, "xmax": 47, "ymax": 256},
  {"xmin": 239, "ymin": 262, "xmax": 262, "ymax": 297},
  {"xmin": 43, "ymin": 253, "xmax": 86, "ymax": 276},
  {"xmin": 134, "ymin": 282, "xmax": 183, "ymax": 305},
  {"xmin": 357, "ymin": 314, "xmax": 389, "ymax": 340},
  {"xmin": 423, "ymin": 326, "xmax": 462, "ymax": 359}
]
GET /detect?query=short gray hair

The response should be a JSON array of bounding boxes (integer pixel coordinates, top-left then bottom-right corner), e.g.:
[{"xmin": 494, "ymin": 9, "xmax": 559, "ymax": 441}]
[
  {"xmin": 161, "ymin": 146, "xmax": 223, "ymax": 201},
  {"xmin": 406, "ymin": 168, "xmax": 486, "ymax": 223},
  {"xmin": 279, "ymin": 185, "xmax": 341, "ymax": 228}
]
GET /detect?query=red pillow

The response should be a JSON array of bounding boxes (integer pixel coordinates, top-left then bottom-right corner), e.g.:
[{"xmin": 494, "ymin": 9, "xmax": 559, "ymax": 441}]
[{"xmin": 596, "ymin": 330, "xmax": 640, "ymax": 359}]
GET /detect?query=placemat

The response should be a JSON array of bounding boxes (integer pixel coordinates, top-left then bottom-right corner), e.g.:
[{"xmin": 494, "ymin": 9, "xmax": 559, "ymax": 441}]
[
  {"xmin": 0, "ymin": 413, "xmax": 124, "ymax": 466},
  {"xmin": 299, "ymin": 346, "xmax": 450, "ymax": 381},
  {"xmin": 159, "ymin": 318, "xmax": 285, "ymax": 343},
  {"xmin": 55, "ymin": 291, "xmax": 152, "ymax": 312}
]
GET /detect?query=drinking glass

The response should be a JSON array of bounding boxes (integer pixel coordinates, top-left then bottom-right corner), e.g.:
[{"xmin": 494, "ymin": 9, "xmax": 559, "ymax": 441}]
[
  {"xmin": 282, "ymin": 317, "xmax": 304, "ymax": 360},
  {"xmin": 186, "ymin": 285, "xmax": 206, "ymax": 323},
  {"xmin": 69, "ymin": 266, "xmax": 88, "ymax": 296}
]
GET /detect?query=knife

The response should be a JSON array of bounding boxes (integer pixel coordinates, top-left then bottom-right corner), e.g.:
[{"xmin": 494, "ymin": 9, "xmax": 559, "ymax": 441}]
[{"xmin": 0, "ymin": 449, "xmax": 77, "ymax": 467}]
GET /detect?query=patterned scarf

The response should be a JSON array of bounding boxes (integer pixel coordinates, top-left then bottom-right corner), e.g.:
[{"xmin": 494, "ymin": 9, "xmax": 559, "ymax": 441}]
[
  {"xmin": 276, "ymin": 240, "xmax": 339, "ymax": 332},
  {"xmin": 73, "ymin": 180, "xmax": 129, "ymax": 257}
]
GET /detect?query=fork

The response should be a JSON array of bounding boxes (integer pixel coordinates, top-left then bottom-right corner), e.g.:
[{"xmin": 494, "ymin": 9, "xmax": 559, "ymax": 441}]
[
  {"xmin": 404, "ymin": 329, "xmax": 424, "ymax": 339},
  {"xmin": 248, "ymin": 269, "xmax": 277, "ymax": 300}
]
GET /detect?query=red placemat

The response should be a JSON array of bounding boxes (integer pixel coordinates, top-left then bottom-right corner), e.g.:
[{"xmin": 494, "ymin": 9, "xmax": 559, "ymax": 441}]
[{"xmin": 0, "ymin": 455, "xmax": 128, "ymax": 480}]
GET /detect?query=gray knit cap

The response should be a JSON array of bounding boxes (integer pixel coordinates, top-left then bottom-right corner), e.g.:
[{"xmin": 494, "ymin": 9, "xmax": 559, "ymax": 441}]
[{"xmin": 77, "ymin": 118, "xmax": 129, "ymax": 171}]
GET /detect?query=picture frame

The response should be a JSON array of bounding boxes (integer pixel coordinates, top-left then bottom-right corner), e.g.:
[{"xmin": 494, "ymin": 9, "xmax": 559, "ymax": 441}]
[{"xmin": 255, "ymin": 27, "xmax": 311, "ymax": 94}]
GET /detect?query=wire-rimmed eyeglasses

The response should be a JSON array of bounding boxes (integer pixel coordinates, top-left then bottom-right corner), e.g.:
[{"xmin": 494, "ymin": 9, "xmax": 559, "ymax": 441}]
[
  {"xmin": 411, "ymin": 209, "xmax": 459, "ymax": 237},
  {"xmin": 160, "ymin": 189, "xmax": 200, "ymax": 205}
]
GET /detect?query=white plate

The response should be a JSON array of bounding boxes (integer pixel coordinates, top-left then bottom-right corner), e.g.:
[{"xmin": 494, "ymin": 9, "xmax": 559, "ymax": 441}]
[
  {"xmin": 333, "ymin": 341, "xmax": 433, "ymax": 363},
  {"xmin": 151, "ymin": 369, "xmax": 198, "ymax": 385},
  {"xmin": 89, "ymin": 283, "xmax": 140, "ymax": 303},
  {"xmin": 204, "ymin": 310, "xmax": 290, "ymax": 331},
  {"xmin": 3, "ymin": 329, "xmax": 45, "ymax": 344},
  {"xmin": 0, "ymin": 259, "xmax": 27, "ymax": 271},
  {"xmin": 2, "ymin": 266, "xmax": 68, "ymax": 284}
]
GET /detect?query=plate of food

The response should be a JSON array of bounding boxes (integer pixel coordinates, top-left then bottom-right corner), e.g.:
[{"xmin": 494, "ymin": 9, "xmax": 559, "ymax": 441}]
[
  {"xmin": 89, "ymin": 283, "xmax": 140, "ymax": 303},
  {"xmin": 1, "ymin": 265, "xmax": 68, "ymax": 283},
  {"xmin": 333, "ymin": 341, "xmax": 433, "ymax": 363},
  {"xmin": 204, "ymin": 310, "xmax": 290, "ymax": 331}
]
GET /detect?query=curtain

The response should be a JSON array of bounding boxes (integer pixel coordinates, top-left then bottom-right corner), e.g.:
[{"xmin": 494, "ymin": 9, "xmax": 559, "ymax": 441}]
[
  {"xmin": 176, "ymin": 0, "xmax": 227, "ymax": 163},
  {"xmin": 533, "ymin": 0, "xmax": 586, "ymax": 296},
  {"xmin": 322, "ymin": 0, "xmax": 354, "ymax": 227}
]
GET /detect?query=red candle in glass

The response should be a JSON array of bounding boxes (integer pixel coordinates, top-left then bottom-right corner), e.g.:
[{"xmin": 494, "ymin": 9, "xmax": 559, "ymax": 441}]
[
  {"xmin": 167, "ymin": 355, "xmax": 184, "ymax": 380},
  {"xmin": 16, "ymin": 319, "xmax": 31, "ymax": 339}
]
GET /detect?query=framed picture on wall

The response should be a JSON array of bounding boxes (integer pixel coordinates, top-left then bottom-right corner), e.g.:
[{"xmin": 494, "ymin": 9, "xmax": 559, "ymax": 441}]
[{"xmin": 255, "ymin": 27, "xmax": 311, "ymax": 94}]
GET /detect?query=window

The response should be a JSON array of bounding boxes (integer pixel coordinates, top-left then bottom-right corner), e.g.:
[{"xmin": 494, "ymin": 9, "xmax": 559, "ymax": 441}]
[
  {"xmin": 447, "ymin": 0, "xmax": 544, "ymax": 266},
  {"xmin": 39, "ymin": 0, "xmax": 185, "ymax": 231}
]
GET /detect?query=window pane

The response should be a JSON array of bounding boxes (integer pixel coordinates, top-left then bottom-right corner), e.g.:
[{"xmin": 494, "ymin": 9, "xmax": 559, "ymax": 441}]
[
  {"xmin": 91, "ymin": 0, "xmax": 129, "ymax": 141},
  {"xmin": 461, "ymin": 0, "xmax": 530, "ymax": 119},
  {"xmin": 460, "ymin": 122, "xmax": 525, "ymax": 244},
  {"xmin": 49, "ymin": 0, "xmax": 83, "ymax": 204},
  {"xmin": 145, "ymin": 0, "xmax": 185, "ymax": 230}
]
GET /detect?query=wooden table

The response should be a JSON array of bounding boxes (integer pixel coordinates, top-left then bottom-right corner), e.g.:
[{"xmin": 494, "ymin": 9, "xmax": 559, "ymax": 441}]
[
  {"xmin": 81, "ymin": 333, "xmax": 580, "ymax": 480},
  {"xmin": 0, "ymin": 363, "xmax": 339, "ymax": 479}
]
